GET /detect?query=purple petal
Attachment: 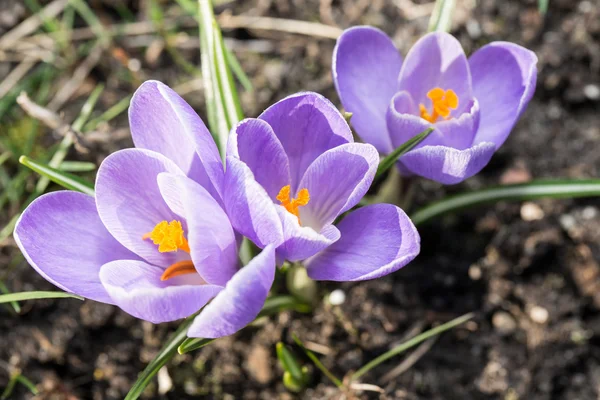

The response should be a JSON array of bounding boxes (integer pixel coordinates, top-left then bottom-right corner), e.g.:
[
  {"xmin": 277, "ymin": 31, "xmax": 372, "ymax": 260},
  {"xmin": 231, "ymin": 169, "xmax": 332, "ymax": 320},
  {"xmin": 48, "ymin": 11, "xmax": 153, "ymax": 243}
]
[
  {"xmin": 400, "ymin": 142, "xmax": 497, "ymax": 185},
  {"xmin": 434, "ymin": 99, "xmax": 480, "ymax": 150},
  {"xmin": 306, "ymin": 204, "xmax": 420, "ymax": 281},
  {"xmin": 333, "ymin": 26, "xmax": 402, "ymax": 153},
  {"xmin": 276, "ymin": 207, "xmax": 340, "ymax": 262},
  {"xmin": 14, "ymin": 191, "xmax": 138, "ymax": 304},
  {"xmin": 297, "ymin": 143, "xmax": 379, "ymax": 231},
  {"xmin": 130, "ymin": 80, "xmax": 224, "ymax": 199},
  {"xmin": 228, "ymin": 118, "xmax": 291, "ymax": 200},
  {"xmin": 187, "ymin": 245, "xmax": 276, "ymax": 338},
  {"xmin": 99, "ymin": 259, "xmax": 222, "ymax": 323},
  {"xmin": 95, "ymin": 148, "xmax": 185, "ymax": 266},
  {"xmin": 223, "ymin": 156, "xmax": 283, "ymax": 248},
  {"xmin": 469, "ymin": 42, "xmax": 537, "ymax": 148},
  {"xmin": 259, "ymin": 92, "xmax": 353, "ymax": 191},
  {"xmin": 157, "ymin": 173, "xmax": 238, "ymax": 286},
  {"xmin": 398, "ymin": 32, "xmax": 472, "ymax": 113},
  {"xmin": 387, "ymin": 91, "xmax": 445, "ymax": 149}
]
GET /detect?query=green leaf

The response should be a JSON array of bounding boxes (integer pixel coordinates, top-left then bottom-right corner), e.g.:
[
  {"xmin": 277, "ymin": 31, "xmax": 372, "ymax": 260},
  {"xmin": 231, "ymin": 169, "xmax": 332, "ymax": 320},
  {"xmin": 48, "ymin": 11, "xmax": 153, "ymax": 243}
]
[
  {"xmin": 276, "ymin": 342, "xmax": 306, "ymax": 386},
  {"xmin": 57, "ymin": 161, "xmax": 97, "ymax": 172},
  {"xmin": 0, "ymin": 291, "xmax": 83, "ymax": 304},
  {"xmin": 19, "ymin": 156, "xmax": 95, "ymax": 196},
  {"xmin": 125, "ymin": 318, "xmax": 194, "ymax": 400},
  {"xmin": 292, "ymin": 334, "xmax": 343, "ymax": 388},
  {"xmin": 411, "ymin": 179, "xmax": 600, "ymax": 226},
  {"xmin": 0, "ymin": 281, "xmax": 21, "ymax": 313},
  {"xmin": 351, "ymin": 313, "xmax": 474, "ymax": 381},
  {"xmin": 539, "ymin": 0, "xmax": 549, "ymax": 14},
  {"xmin": 224, "ymin": 45, "xmax": 253, "ymax": 92},
  {"xmin": 428, "ymin": 0, "xmax": 456, "ymax": 32},
  {"xmin": 258, "ymin": 295, "xmax": 312, "ymax": 317},
  {"xmin": 198, "ymin": 0, "xmax": 243, "ymax": 159},
  {"xmin": 375, "ymin": 128, "xmax": 433, "ymax": 180},
  {"xmin": 177, "ymin": 337, "xmax": 214, "ymax": 355}
]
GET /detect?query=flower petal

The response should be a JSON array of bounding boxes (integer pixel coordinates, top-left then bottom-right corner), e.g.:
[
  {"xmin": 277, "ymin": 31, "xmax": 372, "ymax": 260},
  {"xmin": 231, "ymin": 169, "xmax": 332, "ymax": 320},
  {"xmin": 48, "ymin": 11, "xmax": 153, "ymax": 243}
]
[
  {"xmin": 276, "ymin": 207, "xmax": 340, "ymax": 262},
  {"xmin": 187, "ymin": 245, "xmax": 276, "ymax": 338},
  {"xmin": 469, "ymin": 42, "xmax": 537, "ymax": 148},
  {"xmin": 14, "ymin": 191, "xmax": 138, "ymax": 304},
  {"xmin": 333, "ymin": 26, "xmax": 402, "ymax": 153},
  {"xmin": 95, "ymin": 148, "xmax": 185, "ymax": 266},
  {"xmin": 99, "ymin": 259, "xmax": 222, "ymax": 323},
  {"xmin": 157, "ymin": 173, "xmax": 238, "ymax": 286},
  {"xmin": 434, "ymin": 99, "xmax": 480, "ymax": 150},
  {"xmin": 228, "ymin": 118, "xmax": 291, "ymax": 200},
  {"xmin": 259, "ymin": 92, "xmax": 353, "ymax": 190},
  {"xmin": 400, "ymin": 142, "xmax": 497, "ymax": 185},
  {"xmin": 398, "ymin": 32, "xmax": 472, "ymax": 113},
  {"xmin": 130, "ymin": 80, "xmax": 224, "ymax": 199},
  {"xmin": 223, "ymin": 156, "xmax": 284, "ymax": 248},
  {"xmin": 306, "ymin": 204, "xmax": 420, "ymax": 281},
  {"xmin": 297, "ymin": 143, "xmax": 379, "ymax": 231}
]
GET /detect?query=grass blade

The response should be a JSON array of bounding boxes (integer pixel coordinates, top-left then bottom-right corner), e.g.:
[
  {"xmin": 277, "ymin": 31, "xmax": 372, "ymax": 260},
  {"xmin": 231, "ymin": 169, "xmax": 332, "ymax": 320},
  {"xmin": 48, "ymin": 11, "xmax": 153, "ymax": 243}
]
[
  {"xmin": 292, "ymin": 333, "xmax": 343, "ymax": 388},
  {"xmin": 375, "ymin": 128, "xmax": 433, "ymax": 180},
  {"xmin": 539, "ymin": 0, "xmax": 549, "ymax": 14},
  {"xmin": 428, "ymin": 0, "xmax": 456, "ymax": 32},
  {"xmin": 0, "ymin": 281, "xmax": 21, "ymax": 313},
  {"xmin": 57, "ymin": 161, "xmax": 97, "ymax": 172},
  {"xmin": 411, "ymin": 179, "xmax": 600, "ymax": 226},
  {"xmin": 177, "ymin": 337, "xmax": 214, "ymax": 355},
  {"xmin": 125, "ymin": 318, "xmax": 194, "ymax": 400},
  {"xmin": 0, "ymin": 291, "xmax": 83, "ymax": 303},
  {"xmin": 19, "ymin": 156, "xmax": 95, "ymax": 196},
  {"xmin": 351, "ymin": 313, "xmax": 474, "ymax": 381}
]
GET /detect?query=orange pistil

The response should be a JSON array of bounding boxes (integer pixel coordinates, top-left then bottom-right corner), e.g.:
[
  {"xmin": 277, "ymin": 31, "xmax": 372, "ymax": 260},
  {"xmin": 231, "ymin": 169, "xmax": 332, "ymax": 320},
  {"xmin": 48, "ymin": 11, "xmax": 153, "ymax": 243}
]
[
  {"xmin": 143, "ymin": 220, "xmax": 190, "ymax": 253},
  {"xmin": 276, "ymin": 185, "xmax": 310, "ymax": 224},
  {"xmin": 419, "ymin": 87, "xmax": 459, "ymax": 123},
  {"xmin": 160, "ymin": 260, "xmax": 196, "ymax": 281}
]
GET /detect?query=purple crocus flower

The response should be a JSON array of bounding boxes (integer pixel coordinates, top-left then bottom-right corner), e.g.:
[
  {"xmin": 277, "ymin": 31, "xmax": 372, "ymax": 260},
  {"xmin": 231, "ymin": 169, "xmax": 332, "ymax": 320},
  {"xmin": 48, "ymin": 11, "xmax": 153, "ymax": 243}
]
[
  {"xmin": 333, "ymin": 27, "xmax": 538, "ymax": 184},
  {"xmin": 14, "ymin": 80, "xmax": 276, "ymax": 339},
  {"xmin": 222, "ymin": 92, "xmax": 420, "ymax": 281}
]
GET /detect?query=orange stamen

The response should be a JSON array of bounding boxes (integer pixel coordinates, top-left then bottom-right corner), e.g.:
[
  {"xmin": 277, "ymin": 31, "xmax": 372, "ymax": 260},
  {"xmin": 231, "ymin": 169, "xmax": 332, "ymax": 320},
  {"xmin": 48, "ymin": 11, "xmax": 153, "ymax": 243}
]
[
  {"xmin": 160, "ymin": 260, "xmax": 196, "ymax": 281},
  {"xmin": 276, "ymin": 185, "xmax": 310, "ymax": 224},
  {"xmin": 419, "ymin": 88, "xmax": 459, "ymax": 123},
  {"xmin": 142, "ymin": 220, "xmax": 190, "ymax": 253}
]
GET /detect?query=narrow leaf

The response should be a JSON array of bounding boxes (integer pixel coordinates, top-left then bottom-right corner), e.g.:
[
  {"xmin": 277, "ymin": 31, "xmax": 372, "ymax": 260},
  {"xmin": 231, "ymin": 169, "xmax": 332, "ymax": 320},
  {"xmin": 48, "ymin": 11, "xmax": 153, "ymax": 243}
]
[
  {"xmin": 411, "ymin": 179, "xmax": 600, "ymax": 226},
  {"xmin": 19, "ymin": 156, "xmax": 95, "ymax": 196},
  {"xmin": 428, "ymin": 0, "xmax": 456, "ymax": 32},
  {"xmin": 57, "ymin": 161, "xmax": 97, "ymax": 172},
  {"xmin": 276, "ymin": 342, "xmax": 305, "ymax": 384},
  {"xmin": 292, "ymin": 334, "xmax": 343, "ymax": 388},
  {"xmin": 351, "ymin": 313, "xmax": 474, "ymax": 381},
  {"xmin": 375, "ymin": 128, "xmax": 433, "ymax": 180},
  {"xmin": 125, "ymin": 318, "xmax": 194, "ymax": 400},
  {"xmin": 539, "ymin": 0, "xmax": 549, "ymax": 14},
  {"xmin": 0, "ymin": 291, "xmax": 83, "ymax": 304},
  {"xmin": 0, "ymin": 281, "xmax": 21, "ymax": 313},
  {"xmin": 177, "ymin": 337, "xmax": 214, "ymax": 355}
]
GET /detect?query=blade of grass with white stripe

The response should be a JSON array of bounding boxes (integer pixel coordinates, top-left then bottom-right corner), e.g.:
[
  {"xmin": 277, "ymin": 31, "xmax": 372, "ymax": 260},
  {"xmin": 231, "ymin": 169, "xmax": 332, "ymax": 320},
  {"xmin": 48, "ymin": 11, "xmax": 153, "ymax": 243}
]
[
  {"xmin": 411, "ymin": 179, "xmax": 600, "ymax": 226},
  {"xmin": 375, "ymin": 128, "xmax": 433, "ymax": 180},
  {"xmin": 0, "ymin": 291, "xmax": 83, "ymax": 304},
  {"xmin": 19, "ymin": 156, "xmax": 95, "ymax": 196},
  {"xmin": 428, "ymin": 0, "xmax": 456, "ymax": 32}
]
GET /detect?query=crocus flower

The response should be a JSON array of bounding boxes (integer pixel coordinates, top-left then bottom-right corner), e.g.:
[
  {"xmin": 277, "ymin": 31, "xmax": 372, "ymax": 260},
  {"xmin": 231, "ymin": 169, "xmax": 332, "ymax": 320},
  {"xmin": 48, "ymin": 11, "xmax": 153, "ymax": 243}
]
[
  {"xmin": 14, "ymin": 80, "xmax": 276, "ymax": 339},
  {"xmin": 333, "ymin": 27, "xmax": 537, "ymax": 184},
  {"xmin": 222, "ymin": 92, "xmax": 420, "ymax": 281}
]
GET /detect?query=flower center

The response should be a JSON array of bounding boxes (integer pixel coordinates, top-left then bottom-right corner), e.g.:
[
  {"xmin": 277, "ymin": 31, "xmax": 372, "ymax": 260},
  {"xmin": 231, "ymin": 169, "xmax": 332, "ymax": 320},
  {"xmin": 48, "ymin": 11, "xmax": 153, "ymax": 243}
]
[
  {"xmin": 276, "ymin": 185, "xmax": 310, "ymax": 225},
  {"xmin": 143, "ymin": 220, "xmax": 195, "ymax": 281},
  {"xmin": 419, "ymin": 87, "xmax": 459, "ymax": 123}
]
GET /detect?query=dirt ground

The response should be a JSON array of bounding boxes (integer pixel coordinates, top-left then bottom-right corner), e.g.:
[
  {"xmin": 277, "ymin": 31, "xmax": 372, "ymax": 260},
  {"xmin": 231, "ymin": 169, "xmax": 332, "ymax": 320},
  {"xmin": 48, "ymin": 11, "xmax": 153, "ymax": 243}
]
[{"xmin": 1, "ymin": 0, "xmax": 600, "ymax": 399}]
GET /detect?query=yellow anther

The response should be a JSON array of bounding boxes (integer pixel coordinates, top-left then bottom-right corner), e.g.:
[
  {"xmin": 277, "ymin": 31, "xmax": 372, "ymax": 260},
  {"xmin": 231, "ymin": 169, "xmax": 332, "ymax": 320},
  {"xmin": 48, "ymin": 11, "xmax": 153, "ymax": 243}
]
[
  {"xmin": 143, "ymin": 220, "xmax": 190, "ymax": 253},
  {"xmin": 419, "ymin": 88, "xmax": 459, "ymax": 123},
  {"xmin": 276, "ymin": 185, "xmax": 310, "ymax": 224}
]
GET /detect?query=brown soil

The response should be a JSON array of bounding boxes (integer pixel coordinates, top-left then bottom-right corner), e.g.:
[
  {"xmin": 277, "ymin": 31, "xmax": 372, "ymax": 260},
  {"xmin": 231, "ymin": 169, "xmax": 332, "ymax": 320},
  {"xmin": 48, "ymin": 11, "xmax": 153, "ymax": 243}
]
[{"xmin": 1, "ymin": 0, "xmax": 600, "ymax": 399}]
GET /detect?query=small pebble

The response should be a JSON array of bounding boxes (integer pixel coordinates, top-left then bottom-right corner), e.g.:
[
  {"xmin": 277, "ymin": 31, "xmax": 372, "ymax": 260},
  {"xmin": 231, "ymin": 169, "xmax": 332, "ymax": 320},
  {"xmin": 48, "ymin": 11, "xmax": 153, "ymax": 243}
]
[
  {"xmin": 559, "ymin": 214, "xmax": 576, "ymax": 231},
  {"xmin": 529, "ymin": 306, "xmax": 549, "ymax": 324},
  {"xmin": 583, "ymin": 84, "xmax": 600, "ymax": 100},
  {"xmin": 469, "ymin": 265, "xmax": 482, "ymax": 280},
  {"xmin": 582, "ymin": 206, "xmax": 597, "ymax": 220},
  {"xmin": 157, "ymin": 366, "xmax": 173, "ymax": 395},
  {"xmin": 520, "ymin": 202, "xmax": 544, "ymax": 221},
  {"xmin": 128, "ymin": 58, "xmax": 142, "ymax": 72},
  {"xmin": 329, "ymin": 289, "xmax": 346, "ymax": 306},
  {"xmin": 492, "ymin": 311, "xmax": 517, "ymax": 335}
]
